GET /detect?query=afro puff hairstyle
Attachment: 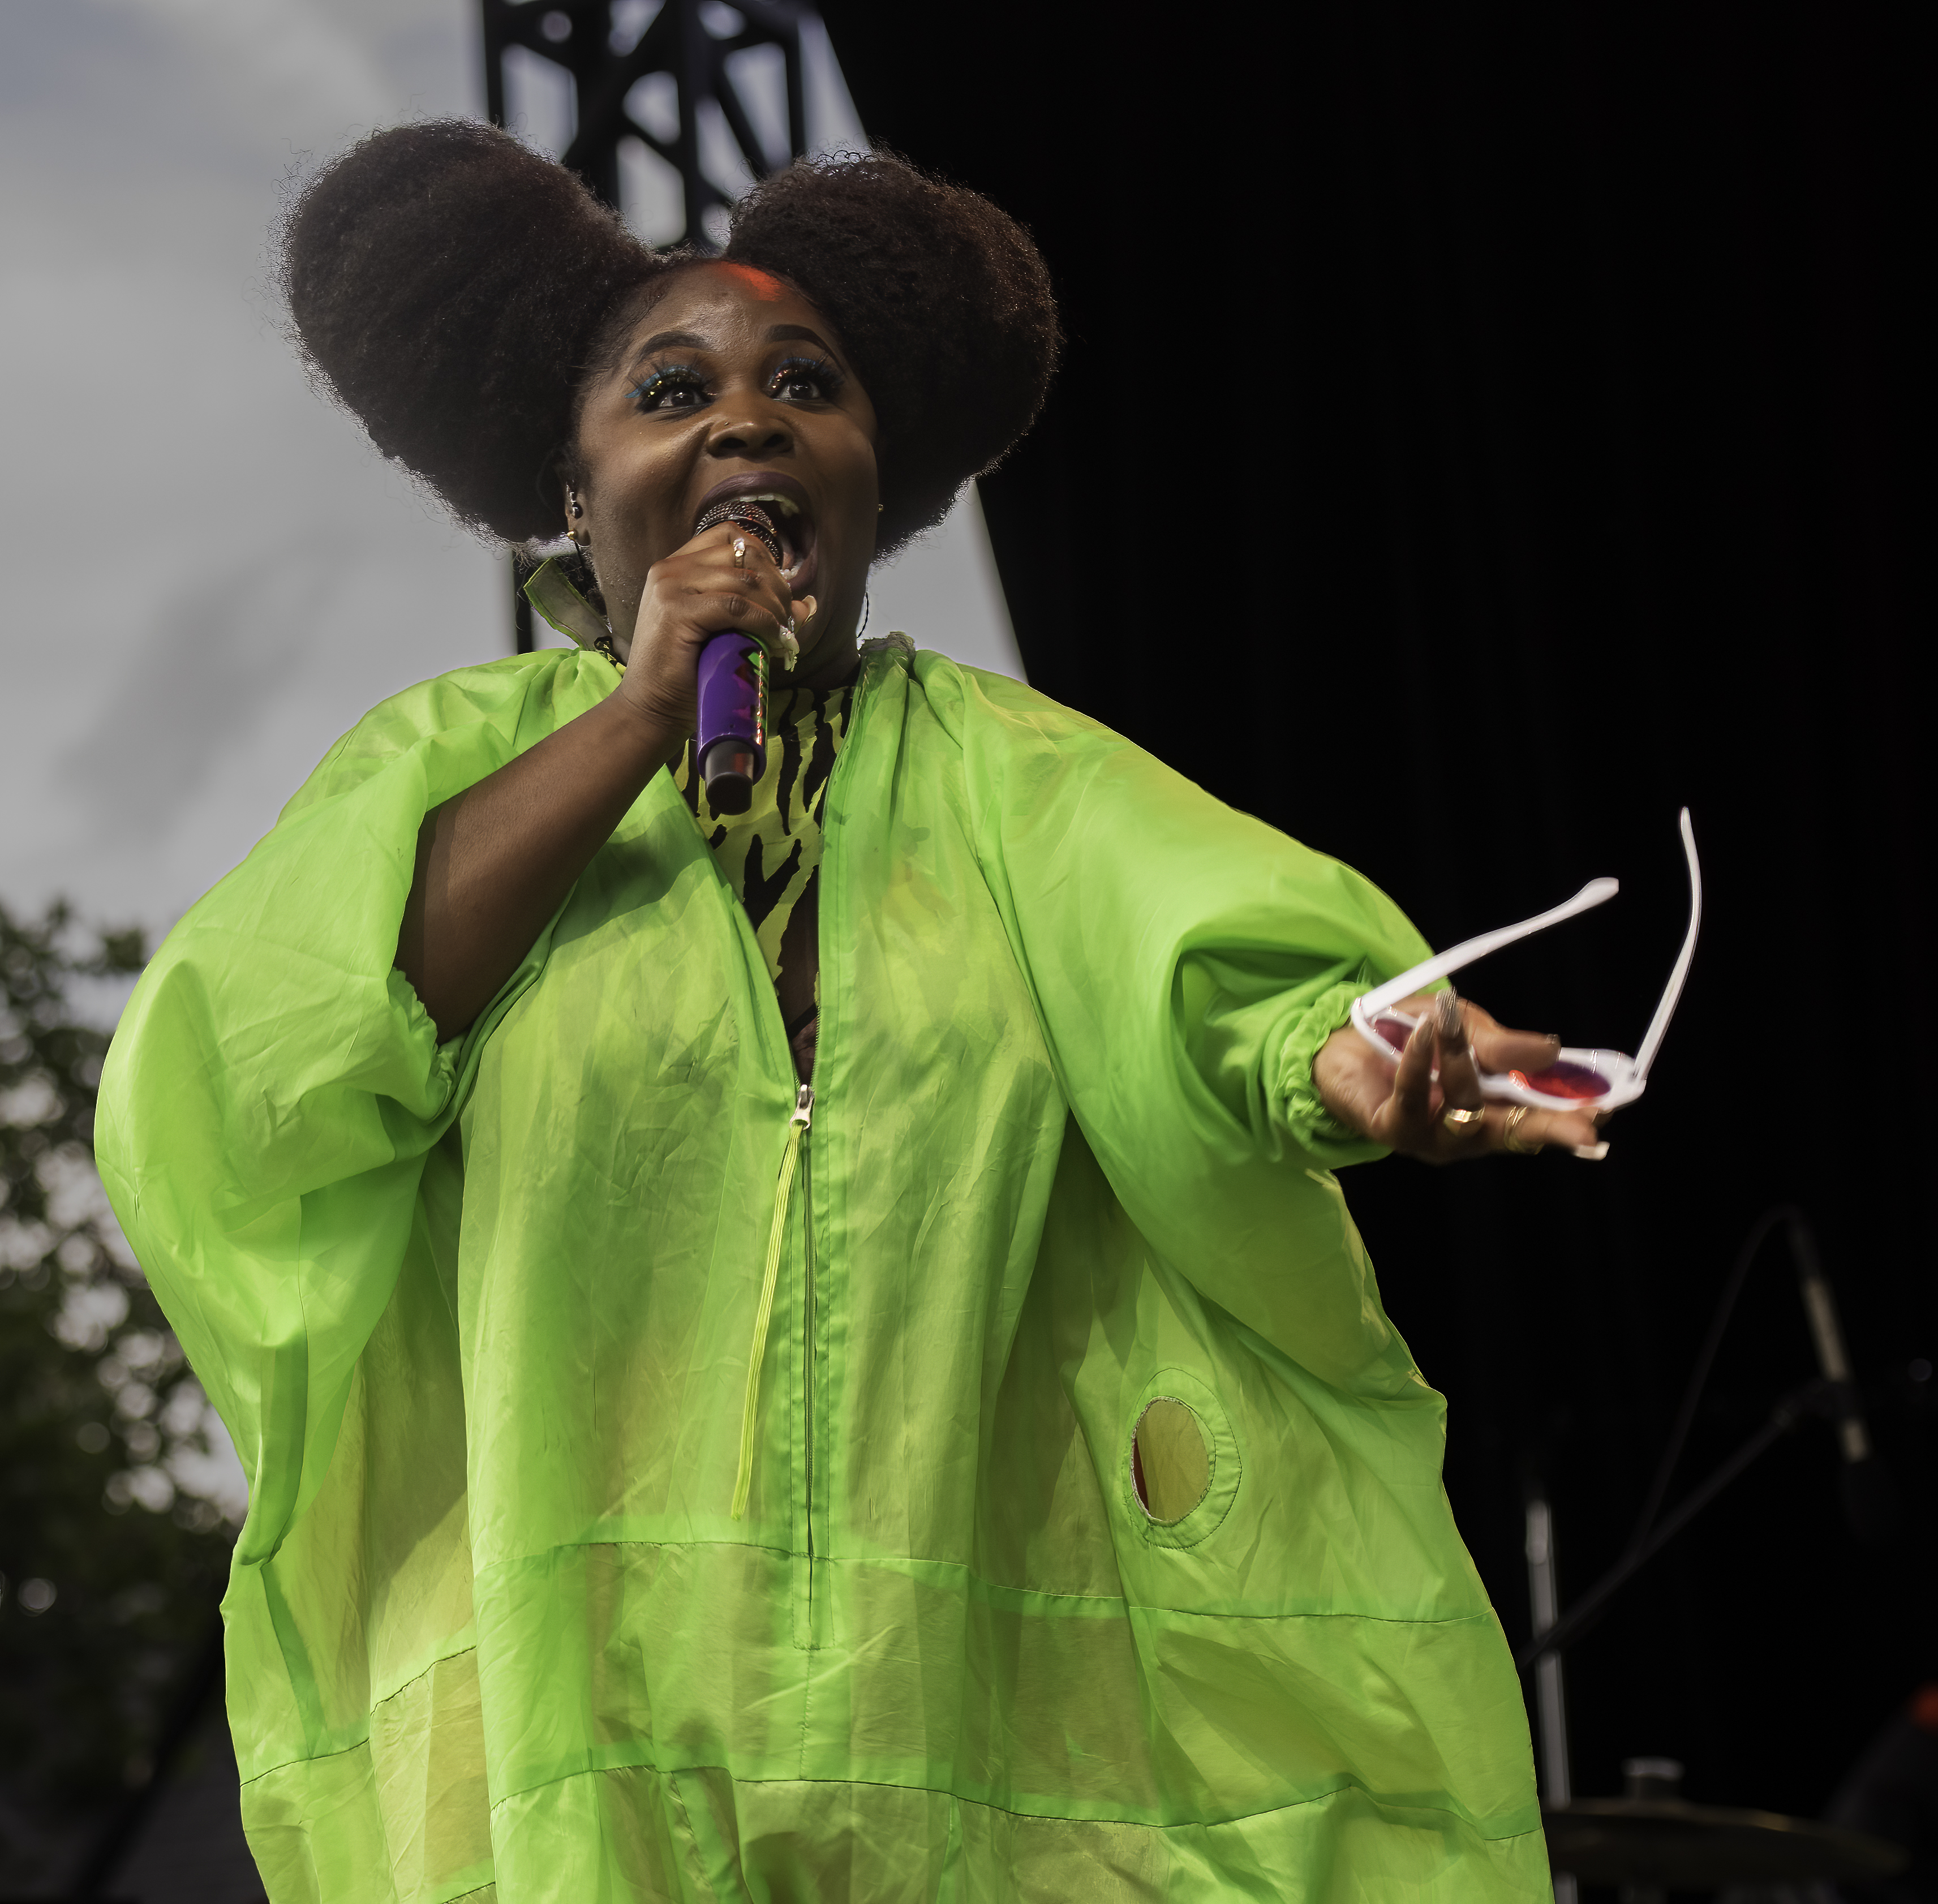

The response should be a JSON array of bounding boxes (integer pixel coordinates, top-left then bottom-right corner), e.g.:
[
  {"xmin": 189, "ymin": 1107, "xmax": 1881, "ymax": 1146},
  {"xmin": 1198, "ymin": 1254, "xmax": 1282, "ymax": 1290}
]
[{"xmin": 280, "ymin": 121, "xmax": 1060, "ymax": 552}]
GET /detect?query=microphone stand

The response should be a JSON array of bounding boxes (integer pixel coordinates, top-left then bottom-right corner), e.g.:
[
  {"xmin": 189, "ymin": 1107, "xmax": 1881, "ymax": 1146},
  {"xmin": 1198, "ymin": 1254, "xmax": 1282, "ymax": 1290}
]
[{"xmin": 1514, "ymin": 1378, "xmax": 1842, "ymax": 1671}]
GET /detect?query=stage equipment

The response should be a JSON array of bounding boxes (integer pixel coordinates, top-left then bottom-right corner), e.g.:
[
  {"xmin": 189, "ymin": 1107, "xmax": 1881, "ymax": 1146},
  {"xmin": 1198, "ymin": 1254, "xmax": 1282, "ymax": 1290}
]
[
  {"xmin": 1517, "ymin": 1372, "xmax": 1871, "ymax": 1674},
  {"xmin": 1542, "ymin": 1757, "xmax": 1906, "ymax": 1898},
  {"xmin": 1514, "ymin": 1206, "xmax": 1898, "ymax": 1674},
  {"xmin": 1791, "ymin": 1215, "xmax": 1900, "ymax": 1545},
  {"xmin": 1529, "ymin": 1321, "xmax": 1905, "ymax": 1902},
  {"xmin": 481, "ymin": 0, "xmax": 821, "ymax": 651},
  {"xmin": 1522, "ymin": 1493, "xmax": 1579, "ymax": 1904}
]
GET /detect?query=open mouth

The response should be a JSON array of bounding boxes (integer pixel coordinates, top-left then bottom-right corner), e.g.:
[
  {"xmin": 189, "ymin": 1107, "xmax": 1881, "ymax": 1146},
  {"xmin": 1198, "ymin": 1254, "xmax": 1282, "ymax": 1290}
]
[{"xmin": 692, "ymin": 474, "xmax": 818, "ymax": 596}]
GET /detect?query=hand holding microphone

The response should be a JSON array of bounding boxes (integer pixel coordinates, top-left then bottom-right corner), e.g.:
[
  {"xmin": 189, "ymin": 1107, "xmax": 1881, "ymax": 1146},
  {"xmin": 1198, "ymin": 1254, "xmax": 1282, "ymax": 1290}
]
[
  {"xmin": 611, "ymin": 498, "xmax": 815, "ymax": 813},
  {"xmin": 690, "ymin": 499, "xmax": 790, "ymax": 815}
]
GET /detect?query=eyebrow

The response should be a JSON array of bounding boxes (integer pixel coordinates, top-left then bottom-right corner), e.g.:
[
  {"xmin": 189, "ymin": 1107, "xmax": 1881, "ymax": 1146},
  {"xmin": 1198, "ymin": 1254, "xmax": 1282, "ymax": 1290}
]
[
  {"xmin": 766, "ymin": 324, "xmax": 839, "ymax": 358},
  {"xmin": 631, "ymin": 329, "xmax": 710, "ymax": 364},
  {"xmin": 623, "ymin": 323, "xmax": 845, "ymax": 379}
]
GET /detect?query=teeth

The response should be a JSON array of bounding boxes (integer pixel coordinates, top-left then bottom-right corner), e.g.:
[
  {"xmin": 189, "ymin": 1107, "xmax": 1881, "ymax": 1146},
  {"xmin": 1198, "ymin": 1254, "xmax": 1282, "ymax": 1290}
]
[{"xmin": 736, "ymin": 491, "xmax": 801, "ymax": 517}]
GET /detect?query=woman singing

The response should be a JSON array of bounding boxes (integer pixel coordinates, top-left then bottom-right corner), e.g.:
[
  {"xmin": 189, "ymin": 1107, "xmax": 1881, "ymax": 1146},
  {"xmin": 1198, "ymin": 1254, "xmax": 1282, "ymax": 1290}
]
[{"xmin": 98, "ymin": 123, "xmax": 1601, "ymax": 1901}]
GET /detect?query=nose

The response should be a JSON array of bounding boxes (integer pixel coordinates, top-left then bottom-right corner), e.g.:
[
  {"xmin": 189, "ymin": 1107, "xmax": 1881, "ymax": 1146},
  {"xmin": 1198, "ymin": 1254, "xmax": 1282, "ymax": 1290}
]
[{"xmin": 706, "ymin": 407, "xmax": 793, "ymax": 460}]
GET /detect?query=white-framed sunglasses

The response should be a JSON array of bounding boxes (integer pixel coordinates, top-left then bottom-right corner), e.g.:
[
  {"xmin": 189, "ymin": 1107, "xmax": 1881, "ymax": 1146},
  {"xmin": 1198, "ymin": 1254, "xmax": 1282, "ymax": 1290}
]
[{"xmin": 1349, "ymin": 809, "xmax": 1701, "ymax": 1112}]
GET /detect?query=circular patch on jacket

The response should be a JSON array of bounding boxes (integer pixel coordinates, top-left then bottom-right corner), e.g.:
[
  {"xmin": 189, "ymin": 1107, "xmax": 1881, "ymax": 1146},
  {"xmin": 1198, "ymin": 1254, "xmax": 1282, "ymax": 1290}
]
[
  {"xmin": 1120, "ymin": 1366, "xmax": 1243, "ymax": 1549},
  {"xmin": 1131, "ymin": 1398, "xmax": 1211, "ymax": 1522}
]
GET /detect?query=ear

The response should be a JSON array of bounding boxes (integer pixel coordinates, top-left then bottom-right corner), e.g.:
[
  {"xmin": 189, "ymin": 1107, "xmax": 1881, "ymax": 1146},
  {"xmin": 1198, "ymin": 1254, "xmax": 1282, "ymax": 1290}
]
[{"xmin": 550, "ymin": 455, "xmax": 586, "ymax": 539}]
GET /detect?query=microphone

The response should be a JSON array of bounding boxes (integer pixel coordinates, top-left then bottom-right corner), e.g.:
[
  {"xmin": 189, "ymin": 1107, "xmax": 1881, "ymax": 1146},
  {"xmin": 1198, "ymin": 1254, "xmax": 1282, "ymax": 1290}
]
[
  {"xmin": 691, "ymin": 501, "xmax": 785, "ymax": 815},
  {"xmin": 1789, "ymin": 1214, "xmax": 1899, "ymax": 1546}
]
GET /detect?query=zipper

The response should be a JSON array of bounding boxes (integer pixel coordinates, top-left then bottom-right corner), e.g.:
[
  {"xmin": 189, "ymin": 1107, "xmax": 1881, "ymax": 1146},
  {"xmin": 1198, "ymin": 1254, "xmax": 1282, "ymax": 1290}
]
[
  {"xmin": 727, "ymin": 646, "xmax": 886, "ymax": 1532},
  {"xmin": 801, "ymin": 1114, "xmax": 815, "ymax": 1566},
  {"xmin": 730, "ymin": 1080, "xmax": 813, "ymax": 1520}
]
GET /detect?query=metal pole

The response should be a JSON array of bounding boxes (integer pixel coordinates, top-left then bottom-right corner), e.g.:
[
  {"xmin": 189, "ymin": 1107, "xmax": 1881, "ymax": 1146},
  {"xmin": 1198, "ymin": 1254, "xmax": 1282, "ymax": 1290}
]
[{"xmin": 1524, "ymin": 1493, "xmax": 1578, "ymax": 1904}]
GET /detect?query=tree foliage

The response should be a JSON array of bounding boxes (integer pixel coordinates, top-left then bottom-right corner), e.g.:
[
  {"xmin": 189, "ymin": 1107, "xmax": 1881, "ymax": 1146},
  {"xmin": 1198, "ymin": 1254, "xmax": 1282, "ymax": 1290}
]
[{"xmin": 0, "ymin": 900, "xmax": 240, "ymax": 1888}]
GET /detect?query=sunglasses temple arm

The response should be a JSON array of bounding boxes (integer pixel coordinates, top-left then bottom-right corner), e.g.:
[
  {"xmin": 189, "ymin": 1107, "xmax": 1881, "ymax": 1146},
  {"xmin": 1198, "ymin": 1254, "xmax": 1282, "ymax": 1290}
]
[
  {"xmin": 1632, "ymin": 807, "xmax": 1701, "ymax": 1082},
  {"xmin": 1356, "ymin": 877, "xmax": 1622, "ymax": 1018}
]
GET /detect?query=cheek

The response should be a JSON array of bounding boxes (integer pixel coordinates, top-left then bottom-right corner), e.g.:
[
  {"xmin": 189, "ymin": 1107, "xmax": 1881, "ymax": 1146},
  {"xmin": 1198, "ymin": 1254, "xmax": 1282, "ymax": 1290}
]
[
  {"xmin": 818, "ymin": 424, "xmax": 882, "ymax": 523},
  {"xmin": 583, "ymin": 440, "xmax": 686, "ymax": 554}
]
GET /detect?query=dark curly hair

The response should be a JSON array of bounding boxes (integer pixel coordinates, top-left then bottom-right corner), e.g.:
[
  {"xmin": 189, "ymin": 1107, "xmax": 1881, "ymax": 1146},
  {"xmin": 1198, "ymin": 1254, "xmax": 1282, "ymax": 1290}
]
[{"xmin": 279, "ymin": 121, "xmax": 1059, "ymax": 551}]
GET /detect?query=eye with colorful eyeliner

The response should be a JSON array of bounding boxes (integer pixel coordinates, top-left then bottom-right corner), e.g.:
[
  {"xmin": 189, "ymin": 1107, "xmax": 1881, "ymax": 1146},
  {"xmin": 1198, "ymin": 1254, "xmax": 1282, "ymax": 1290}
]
[
  {"xmin": 768, "ymin": 355, "xmax": 844, "ymax": 403},
  {"xmin": 626, "ymin": 363, "xmax": 709, "ymax": 414}
]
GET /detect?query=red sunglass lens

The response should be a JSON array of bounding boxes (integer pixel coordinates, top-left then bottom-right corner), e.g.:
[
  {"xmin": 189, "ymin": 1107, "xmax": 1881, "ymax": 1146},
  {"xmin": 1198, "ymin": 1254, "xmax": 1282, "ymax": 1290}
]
[
  {"xmin": 1509, "ymin": 1061, "xmax": 1610, "ymax": 1101},
  {"xmin": 1373, "ymin": 1013, "xmax": 1415, "ymax": 1052}
]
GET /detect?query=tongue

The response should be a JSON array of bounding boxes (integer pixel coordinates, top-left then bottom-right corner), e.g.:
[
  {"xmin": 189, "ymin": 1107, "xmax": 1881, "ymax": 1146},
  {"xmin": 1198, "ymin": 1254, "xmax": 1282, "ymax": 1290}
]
[{"xmin": 694, "ymin": 500, "xmax": 783, "ymax": 566}]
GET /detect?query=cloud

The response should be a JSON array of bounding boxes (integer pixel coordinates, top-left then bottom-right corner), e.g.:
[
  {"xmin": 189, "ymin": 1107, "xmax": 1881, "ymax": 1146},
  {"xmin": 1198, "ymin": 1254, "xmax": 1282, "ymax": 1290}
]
[
  {"xmin": 0, "ymin": 1, "xmax": 490, "ymax": 935},
  {"xmin": 55, "ymin": 544, "xmax": 344, "ymax": 842}
]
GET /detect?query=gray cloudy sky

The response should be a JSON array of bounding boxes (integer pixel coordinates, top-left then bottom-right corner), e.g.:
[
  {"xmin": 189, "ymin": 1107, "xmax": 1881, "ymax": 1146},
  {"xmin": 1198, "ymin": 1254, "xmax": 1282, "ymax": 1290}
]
[{"xmin": 0, "ymin": 0, "xmax": 1020, "ymax": 949}]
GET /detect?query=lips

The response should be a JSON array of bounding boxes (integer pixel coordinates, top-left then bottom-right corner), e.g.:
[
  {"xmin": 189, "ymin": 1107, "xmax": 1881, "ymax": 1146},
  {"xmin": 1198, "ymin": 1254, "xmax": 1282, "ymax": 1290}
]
[{"xmin": 693, "ymin": 471, "xmax": 817, "ymax": 596}]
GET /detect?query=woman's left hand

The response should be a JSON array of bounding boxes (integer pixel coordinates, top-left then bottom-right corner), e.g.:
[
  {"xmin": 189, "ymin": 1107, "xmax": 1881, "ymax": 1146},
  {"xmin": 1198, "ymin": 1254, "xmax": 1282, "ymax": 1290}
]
[{"xmin": 1311, "ymin": 992, "xmax": 1609, "ymax": 1163}]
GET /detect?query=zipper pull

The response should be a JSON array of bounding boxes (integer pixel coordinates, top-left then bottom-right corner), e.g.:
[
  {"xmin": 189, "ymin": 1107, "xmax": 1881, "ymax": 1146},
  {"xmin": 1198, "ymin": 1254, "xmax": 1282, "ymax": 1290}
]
[{"xmin": 793, "ymin": 1082, "xmax": 814, "ymax": 1128}]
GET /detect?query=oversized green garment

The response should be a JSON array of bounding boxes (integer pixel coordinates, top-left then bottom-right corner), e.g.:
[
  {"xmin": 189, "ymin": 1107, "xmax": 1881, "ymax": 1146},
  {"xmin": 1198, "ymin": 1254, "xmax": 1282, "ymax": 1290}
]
[{"xmin": 96, "ymin": 639, "xmax": 1550, "ymax": 1903}]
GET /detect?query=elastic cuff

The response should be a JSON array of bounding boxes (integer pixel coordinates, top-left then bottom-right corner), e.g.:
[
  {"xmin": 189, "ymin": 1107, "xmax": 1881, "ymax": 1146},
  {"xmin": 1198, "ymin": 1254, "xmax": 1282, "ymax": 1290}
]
[{"xmin": 1276, "ymin": 974, "xmax": 1384, "ymax": 1166}]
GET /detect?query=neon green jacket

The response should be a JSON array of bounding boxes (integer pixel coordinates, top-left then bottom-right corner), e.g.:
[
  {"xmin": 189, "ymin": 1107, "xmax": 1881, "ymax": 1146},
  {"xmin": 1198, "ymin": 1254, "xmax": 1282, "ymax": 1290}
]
[{"xmin": 97, "ymin": 640, "xmax": 1549, "ymax": 1902}]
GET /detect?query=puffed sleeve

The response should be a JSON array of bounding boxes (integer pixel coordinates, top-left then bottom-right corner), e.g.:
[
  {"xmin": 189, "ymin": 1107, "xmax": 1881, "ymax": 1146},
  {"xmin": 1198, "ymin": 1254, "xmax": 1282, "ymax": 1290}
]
[
  {"xmin": 94, "ymin": 648, "xmax": 617, "ymax": 1563},
  {"xmin": 933, "ymin": 656, "xmax": 1435, "ymax": 1393}
]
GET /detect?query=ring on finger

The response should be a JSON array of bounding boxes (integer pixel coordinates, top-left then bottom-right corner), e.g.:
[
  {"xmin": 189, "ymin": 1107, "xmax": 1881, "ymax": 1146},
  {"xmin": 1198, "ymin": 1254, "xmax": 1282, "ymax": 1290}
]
[
  {"xmin": 1441, "ymin": 1104, "xmax": 1487, "ymax": 1134},
  {"xmin": 732, "ymin": 535, "xmax": 747, "ymax": 569},
  {"xmin": 1503, "ymin": 1106, "xmax": 1544, "ymax": 1155}
]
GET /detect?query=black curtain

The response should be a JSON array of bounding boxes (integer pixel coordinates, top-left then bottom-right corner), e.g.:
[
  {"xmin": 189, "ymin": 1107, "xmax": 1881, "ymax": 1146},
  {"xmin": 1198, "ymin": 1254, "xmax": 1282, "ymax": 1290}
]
[{"xmin": 828, "ymin": 0, "xmax": 1936, "ymax": 1820}]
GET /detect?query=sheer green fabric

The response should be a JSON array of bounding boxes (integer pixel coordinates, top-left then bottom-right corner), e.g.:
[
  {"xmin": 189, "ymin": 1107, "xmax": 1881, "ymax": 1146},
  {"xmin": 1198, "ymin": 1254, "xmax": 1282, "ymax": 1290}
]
[{"xmin": 97, "ymin": 642, "xmax": 1550, "ymax": 1902}]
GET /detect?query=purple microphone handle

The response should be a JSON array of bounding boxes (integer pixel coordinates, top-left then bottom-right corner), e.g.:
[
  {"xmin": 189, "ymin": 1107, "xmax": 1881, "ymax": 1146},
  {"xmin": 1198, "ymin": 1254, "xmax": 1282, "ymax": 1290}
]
[{"xmin": 695, "ymin": 631, "xmax": 769, "ymax": 816}]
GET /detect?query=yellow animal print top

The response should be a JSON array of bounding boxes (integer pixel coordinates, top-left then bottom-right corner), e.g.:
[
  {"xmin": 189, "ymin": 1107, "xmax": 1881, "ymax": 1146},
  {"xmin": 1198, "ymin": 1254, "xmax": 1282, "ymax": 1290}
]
[{"xmin": 672, "ymin": 680, "xmax": 854, "ymax": 1066}]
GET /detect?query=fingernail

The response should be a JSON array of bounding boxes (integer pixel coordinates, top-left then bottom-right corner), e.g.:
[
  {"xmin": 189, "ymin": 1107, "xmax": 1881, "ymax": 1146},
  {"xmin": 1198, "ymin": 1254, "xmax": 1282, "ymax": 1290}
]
[
  {"xmin": 1566, "ymin": 1142, "xmax": 1610, "ymax": 1161},
  {"xmin": 1436, "ymin": 990, "xmax": 1463, "ymax": 1039}
]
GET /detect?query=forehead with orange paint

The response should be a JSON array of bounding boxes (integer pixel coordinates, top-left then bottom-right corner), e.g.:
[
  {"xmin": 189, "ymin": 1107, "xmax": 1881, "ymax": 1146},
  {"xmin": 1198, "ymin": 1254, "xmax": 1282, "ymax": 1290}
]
[{"xmin": 704, "ymin": 260, "xmax": 790, "ymax": 302}]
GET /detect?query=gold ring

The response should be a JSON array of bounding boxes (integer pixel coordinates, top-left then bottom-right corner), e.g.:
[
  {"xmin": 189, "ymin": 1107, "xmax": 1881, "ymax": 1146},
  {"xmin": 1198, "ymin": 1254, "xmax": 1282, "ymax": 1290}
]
[
  {"xmin": 1441, "ymin": 1106, "xmax": 1486, "ymax": 1133},
  {"xmin": 1503, "ymin": 1106, "xmax": 1544, "ymax": 1155},
  {"xmin": 732, "ymin": 535, "xmax": 747, "ymax": 568}
]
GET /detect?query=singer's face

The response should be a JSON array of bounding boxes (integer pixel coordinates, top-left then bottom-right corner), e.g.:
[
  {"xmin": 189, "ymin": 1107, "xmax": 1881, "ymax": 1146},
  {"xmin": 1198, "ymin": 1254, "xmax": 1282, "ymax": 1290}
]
[{"xmin": 570, "ymin": 264, "xmax": 880, "ymax": 681}]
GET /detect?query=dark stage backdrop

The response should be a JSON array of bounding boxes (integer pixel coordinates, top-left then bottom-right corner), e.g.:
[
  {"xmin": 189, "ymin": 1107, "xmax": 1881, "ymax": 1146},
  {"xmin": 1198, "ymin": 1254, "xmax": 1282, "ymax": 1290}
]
[{"xmin": 827, "ymin": 0, "xmax": 1935, "ymax": 1824}]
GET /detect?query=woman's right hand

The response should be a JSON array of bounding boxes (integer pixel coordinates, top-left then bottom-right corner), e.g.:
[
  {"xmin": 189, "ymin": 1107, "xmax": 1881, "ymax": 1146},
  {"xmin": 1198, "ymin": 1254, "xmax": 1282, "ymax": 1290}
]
[
  {"xmin": 1312, "ymin": 990, "xmax": 1610, "ymax": 1162},
  {"xmin": 615, "ymin": 523, "xmax": 814, "ymax": 734},
  {"xmin": 400, "ymin": 524, "xmax": 809, "ymax": 1039}
]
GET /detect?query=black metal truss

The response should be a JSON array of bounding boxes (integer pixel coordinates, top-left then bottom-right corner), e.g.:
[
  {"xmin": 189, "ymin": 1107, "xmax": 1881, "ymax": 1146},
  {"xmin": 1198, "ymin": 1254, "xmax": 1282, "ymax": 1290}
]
[{"xmin": 481, "ymin": 0, "xmax": 813, "ymax": 243}]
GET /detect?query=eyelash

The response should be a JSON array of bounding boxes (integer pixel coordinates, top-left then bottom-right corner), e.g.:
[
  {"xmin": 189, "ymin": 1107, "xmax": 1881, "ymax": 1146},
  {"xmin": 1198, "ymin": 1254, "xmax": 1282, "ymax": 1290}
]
[
  {"xmin": 770, "ymin": 355, "xmax": 844, "ymax": 401},
  {"xmin": 626, "ymin": 364, "xmax": 706, "ymax": 412},
  {"xmin": 624, "ymin": 355, "xmax": 845, "ymax": 414}
]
